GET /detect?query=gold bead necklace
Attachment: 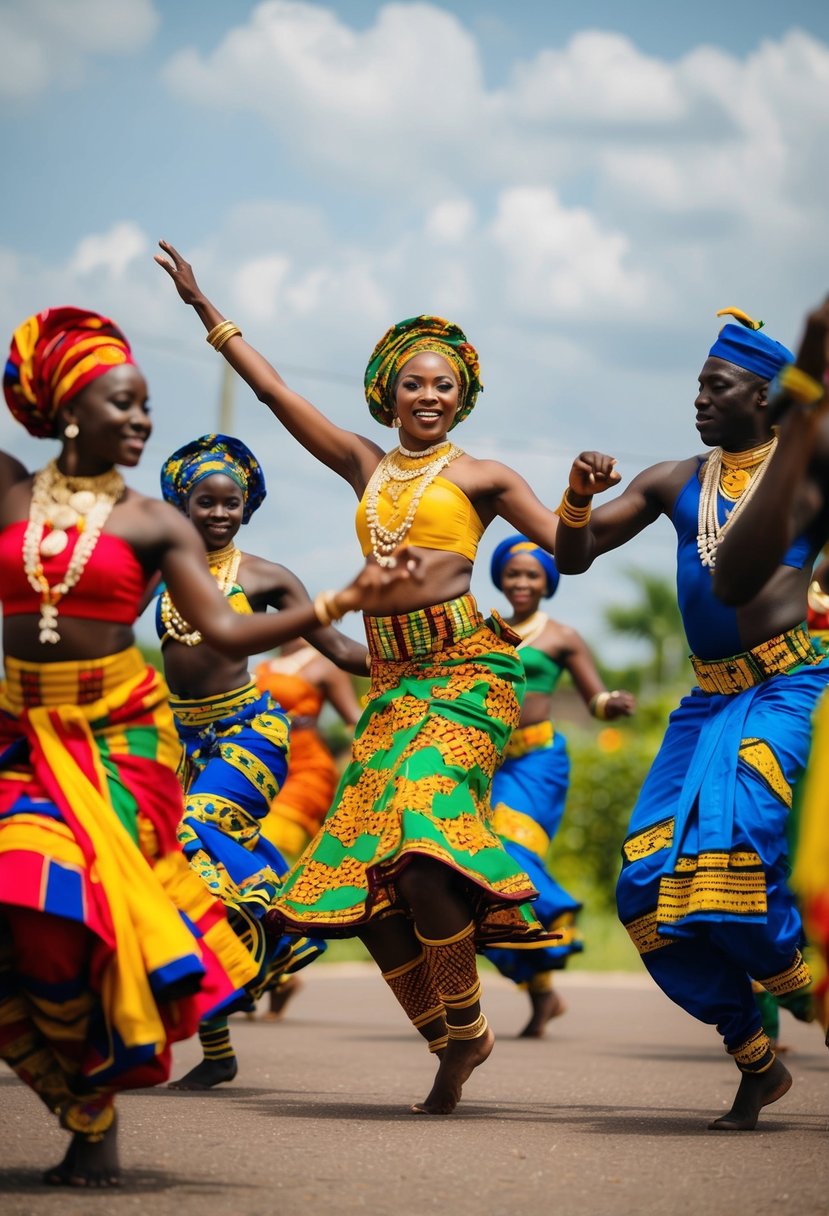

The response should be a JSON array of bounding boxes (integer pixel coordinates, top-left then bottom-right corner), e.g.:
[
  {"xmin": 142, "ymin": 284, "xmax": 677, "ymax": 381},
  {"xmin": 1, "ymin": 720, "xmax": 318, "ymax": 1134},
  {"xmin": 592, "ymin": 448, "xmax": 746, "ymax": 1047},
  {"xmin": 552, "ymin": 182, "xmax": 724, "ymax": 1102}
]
[
  {"xmin": 159, "ymin": 542, "xmax": 241, "ymax": 646},
  {"xmin": 23, "ymin": 459, "xmax": 125, "ymax": 644},
  {"xmin": 696, "ymin": 437, "xmax": 777, "ymax": 570},
  {"xmin": 363, "ymin": 442, "xmax": 463, "ymax": 567},
  {"xmin": 510, "ymin": 610, "xmax": 549, "ymax": 648}
]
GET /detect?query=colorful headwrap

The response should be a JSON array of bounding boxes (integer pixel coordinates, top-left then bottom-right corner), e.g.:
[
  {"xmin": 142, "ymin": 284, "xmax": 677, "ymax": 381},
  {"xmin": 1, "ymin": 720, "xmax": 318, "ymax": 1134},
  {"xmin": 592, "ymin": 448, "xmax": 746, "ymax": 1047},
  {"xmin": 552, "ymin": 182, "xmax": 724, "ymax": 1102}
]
[
  {"xmin": 4, "ymin": 306, "xmax": 135, "ymax": 438},
  {"xmin": 708, "ymin": 307, "xmax": 793, "ymax": 382},
  {"xmin": 160, "ymin": 434, "xmax": 266, "ymax": 524},
  {"xmin": 364, "ymin": 315, "xmax": 482, "ymax": 429},
  {"xmin": 490, "ymin": 535, "xmax": 560, "ymax": 599}
]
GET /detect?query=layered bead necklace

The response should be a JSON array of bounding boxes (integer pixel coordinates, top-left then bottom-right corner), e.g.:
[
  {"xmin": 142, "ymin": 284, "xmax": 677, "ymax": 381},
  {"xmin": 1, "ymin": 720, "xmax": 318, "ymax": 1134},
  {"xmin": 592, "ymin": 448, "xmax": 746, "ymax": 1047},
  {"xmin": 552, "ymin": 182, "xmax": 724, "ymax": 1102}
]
[
  {"xmin": 510, "ymin": 610, "xmax": 549, "ymax": 648},
  {"xmin": 23, "ymin": 459, "xmax": 125, "ymax": 645},
  {"xmin": 696, "ymin": 437, "xmax": 777, "ymax": 570},
  {"xmin": 363, "ymin": 441, "xmax": 463, "ymax": 567},
  {"xmin": 159, "ymin": 542, "xmax": 241, "ymax": 646}
]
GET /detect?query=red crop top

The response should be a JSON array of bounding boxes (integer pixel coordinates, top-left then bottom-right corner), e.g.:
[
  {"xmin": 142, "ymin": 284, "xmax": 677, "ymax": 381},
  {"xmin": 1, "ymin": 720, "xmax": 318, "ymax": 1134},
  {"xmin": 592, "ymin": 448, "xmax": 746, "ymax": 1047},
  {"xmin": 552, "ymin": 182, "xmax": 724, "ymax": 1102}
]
[{"xmin": 0, "ymin": 520, "xmax": 149, "ymax": 624}]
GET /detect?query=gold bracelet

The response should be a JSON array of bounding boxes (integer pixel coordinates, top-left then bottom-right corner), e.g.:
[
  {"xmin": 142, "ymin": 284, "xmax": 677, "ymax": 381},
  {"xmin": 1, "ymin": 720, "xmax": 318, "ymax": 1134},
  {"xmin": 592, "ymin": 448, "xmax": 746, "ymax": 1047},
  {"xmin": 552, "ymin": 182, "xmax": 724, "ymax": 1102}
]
[
  {"xmin": 555, "ymin": 488, "xmax": 592, "ymax": 528},
  {"xmin": 589, "ymin": 690, "xmax": 612, "ymax": 720},
  {"xmin": 365, "ymin": 652, "xmax": 372, "ymax": 671},
  {"xmin": 313, "ymin": 591, "xmax": 333, "ymax": 626},
  {"xmin": 206, "ymin": 320, "xmax": 242, "ymax": 351}
]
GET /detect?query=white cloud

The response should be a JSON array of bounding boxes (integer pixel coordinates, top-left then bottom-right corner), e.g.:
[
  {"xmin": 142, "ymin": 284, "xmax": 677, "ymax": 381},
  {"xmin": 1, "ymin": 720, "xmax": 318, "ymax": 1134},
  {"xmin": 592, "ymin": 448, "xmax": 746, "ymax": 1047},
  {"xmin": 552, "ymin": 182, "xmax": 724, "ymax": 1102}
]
[
  {"xmin": 69, "ymin": 222, "xmax": 149, "ymax": 279},
  {"xmin": 425, "ymin": 199, "xmax": 477, "ymax": 245},
  {"xmin": 0, "ymin": 0, "xmax": 159, "ymax": 99}
]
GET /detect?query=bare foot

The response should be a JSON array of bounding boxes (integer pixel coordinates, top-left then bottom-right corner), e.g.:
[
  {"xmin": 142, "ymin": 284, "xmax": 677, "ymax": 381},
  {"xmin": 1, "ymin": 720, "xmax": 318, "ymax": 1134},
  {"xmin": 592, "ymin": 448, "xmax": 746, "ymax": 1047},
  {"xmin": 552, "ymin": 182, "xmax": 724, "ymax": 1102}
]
[
  {"xmin": 518, "ymin": 988, "xmax": 566, "ymax": 1039},
  {"xmin": 708, "ymin": 1058, "xmax": 792, "ymax": 1130},
  {"xmin": 261, "ymin": 974, "xmax": 304, "ymax": 1022},
  {"xmin": 412, "ymin": 1024, "xmax": 495, "ymax": 1115},
  {"xmin": 44, "ymin": 1117, "xmax": 120, "ymax": 1187},
  {"xmin": 168, "ymin": 1055, "xmax": 238, "ymax": 1090}
]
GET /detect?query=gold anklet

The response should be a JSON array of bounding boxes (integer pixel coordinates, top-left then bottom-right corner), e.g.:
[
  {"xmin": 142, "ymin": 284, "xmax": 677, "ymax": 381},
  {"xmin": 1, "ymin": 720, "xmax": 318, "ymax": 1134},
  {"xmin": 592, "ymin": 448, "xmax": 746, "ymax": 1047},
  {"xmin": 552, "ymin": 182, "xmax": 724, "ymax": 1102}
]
[{"xmin": 447, "ymin": 1013, "xmax": 488, "ymax": 1041}]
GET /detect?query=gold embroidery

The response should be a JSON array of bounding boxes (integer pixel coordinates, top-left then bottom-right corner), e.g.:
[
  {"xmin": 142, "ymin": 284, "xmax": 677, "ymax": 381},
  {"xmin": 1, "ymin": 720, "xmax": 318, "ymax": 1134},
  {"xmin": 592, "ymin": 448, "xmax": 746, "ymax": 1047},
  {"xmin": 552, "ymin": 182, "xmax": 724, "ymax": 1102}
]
[
  {"xmin": 729, "ymin": 1028, "xmax": 774, "ymax": 1072},
  {"xmin": 623, "ymin": 818, "xmax": 674, "ymax": 862},
  {"xmin": 757, "ymin": 949, "xmax": 812, "ymax": 996},
  {"xmin": 624, "ymin": 909, "xmax": 675, "ymax": 955},
  {"xmin": 657, "ymin": 850, "xmax": 766, "ymax": 921},
  {"xmin": 739, "ymin": 737, "xmax": 791, "ymax": 807}
]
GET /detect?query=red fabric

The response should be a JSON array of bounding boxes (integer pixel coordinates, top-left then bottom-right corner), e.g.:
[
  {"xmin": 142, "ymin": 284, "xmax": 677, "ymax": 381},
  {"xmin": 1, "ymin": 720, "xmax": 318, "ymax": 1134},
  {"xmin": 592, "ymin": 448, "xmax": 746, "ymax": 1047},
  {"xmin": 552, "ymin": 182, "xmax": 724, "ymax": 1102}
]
[{"xmin": 0, "ymin": 522, "xmax": 148, "ymax": 623}]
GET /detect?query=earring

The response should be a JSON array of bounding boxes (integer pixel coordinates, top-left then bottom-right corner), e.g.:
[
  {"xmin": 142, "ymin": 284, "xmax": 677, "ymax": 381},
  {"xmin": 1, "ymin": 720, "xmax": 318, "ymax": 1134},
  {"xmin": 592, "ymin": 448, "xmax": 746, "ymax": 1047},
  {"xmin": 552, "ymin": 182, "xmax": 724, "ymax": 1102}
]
[
  {"xmin": 392, "ymin": 416, "xmax": 401, "ymax": 429},
  {"xmin": 64, "ymin": 423, "xmax": 79, "ymax": 440}
]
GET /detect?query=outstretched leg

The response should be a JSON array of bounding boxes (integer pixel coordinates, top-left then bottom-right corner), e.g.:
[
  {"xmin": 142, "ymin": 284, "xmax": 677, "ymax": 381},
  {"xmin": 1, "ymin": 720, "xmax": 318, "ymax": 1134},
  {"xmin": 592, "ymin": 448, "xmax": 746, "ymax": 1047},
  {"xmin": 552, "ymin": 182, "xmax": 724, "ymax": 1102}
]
[
  {"xmin": 519, "ymin": 971, "xmax": 566, "ymax": 1039},
  {"xmin": 168, "ymin": 1017, "xmax": 238, "ymax": 1089}
]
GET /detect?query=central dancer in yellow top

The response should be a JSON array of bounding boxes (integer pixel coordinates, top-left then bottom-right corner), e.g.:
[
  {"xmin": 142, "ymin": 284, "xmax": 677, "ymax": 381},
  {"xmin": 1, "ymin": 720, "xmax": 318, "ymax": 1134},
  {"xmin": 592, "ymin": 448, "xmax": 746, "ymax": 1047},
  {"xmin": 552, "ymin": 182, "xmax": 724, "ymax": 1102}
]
[{"xmin": 156, "ymin": 240, "xmax": 567, "ymax": 1115}]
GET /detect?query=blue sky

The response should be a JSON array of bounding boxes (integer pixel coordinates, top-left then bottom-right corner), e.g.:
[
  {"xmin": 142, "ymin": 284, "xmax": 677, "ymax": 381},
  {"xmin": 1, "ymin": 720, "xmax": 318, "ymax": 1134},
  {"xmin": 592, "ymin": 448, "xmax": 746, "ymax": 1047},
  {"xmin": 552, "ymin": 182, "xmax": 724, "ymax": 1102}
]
[{"xmin": 2, "ymin": 0, "xmax": 829, "ymax": 661}]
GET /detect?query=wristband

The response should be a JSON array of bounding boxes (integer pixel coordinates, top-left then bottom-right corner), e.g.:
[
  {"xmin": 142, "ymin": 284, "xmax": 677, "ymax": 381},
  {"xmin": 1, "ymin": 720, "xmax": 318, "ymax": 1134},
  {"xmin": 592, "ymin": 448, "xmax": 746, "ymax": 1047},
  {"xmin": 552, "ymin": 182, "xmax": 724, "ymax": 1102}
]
[{"xmin": 556, "ymin": 488, "xmax": 592, "ymax": 529}]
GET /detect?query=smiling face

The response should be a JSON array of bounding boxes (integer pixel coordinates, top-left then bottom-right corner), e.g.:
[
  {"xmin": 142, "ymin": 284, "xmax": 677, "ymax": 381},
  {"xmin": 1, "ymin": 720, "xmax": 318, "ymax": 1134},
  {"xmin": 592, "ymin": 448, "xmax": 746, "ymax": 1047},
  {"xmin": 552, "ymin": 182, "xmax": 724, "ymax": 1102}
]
[
  {"xmin": 185, "ymin": 472, "xmax": 245, "ymax": 550},
  {"xmin": 499, "ymin": 552, "xmax": 547, "ymax": 616},
  {"xmin": 694, "ymin": 357, "xmax": 770, "ymax": 450},
  {"xmin": 60, "ymin": 363, "xmax": 151, "ymax": 472},
  {"xmin": 392, "ymin": 351, "xmax": 460, "ymax": 449}
]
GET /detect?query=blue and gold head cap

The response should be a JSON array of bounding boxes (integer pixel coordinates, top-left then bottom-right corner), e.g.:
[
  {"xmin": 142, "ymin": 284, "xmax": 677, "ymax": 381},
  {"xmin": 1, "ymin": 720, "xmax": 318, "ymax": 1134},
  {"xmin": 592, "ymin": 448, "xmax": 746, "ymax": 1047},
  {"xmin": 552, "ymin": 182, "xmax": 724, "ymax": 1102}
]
[
  {"xmin": 161, "ymin": 433, "xmax": 266, "ymax": 524},
  {"xmin": 490, "ymin": 534, "xmax": 559, "ymax": 599},
  {"xmin": 709, "ymin": 308, "xmax": 793, "ymax": 381}
]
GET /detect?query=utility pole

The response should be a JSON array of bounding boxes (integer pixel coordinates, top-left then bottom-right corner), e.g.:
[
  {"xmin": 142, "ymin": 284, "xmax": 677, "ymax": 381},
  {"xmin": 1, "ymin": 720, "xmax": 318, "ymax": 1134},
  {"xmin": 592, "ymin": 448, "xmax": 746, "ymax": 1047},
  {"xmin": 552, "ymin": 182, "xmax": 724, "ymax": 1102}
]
[{"xmin": 218, "ymin": 361, "xmax": 235, "ymax": 433}]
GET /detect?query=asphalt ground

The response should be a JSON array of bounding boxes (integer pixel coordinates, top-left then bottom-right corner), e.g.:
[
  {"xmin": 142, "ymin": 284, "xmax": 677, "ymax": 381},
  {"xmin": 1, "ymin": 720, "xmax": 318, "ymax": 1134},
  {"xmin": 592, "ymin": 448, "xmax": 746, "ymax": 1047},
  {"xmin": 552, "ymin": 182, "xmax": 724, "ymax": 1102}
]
[{"xmin": 2, "ymin": 965, "xmax": 828, "ymax": 1216}]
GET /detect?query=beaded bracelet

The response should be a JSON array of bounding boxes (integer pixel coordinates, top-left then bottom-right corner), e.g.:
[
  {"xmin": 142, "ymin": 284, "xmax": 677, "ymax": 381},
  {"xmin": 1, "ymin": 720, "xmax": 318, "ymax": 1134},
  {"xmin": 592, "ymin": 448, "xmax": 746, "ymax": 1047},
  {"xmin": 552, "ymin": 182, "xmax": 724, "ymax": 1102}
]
[
  {"xmin": 555, "ymin": 488, "xmax": 592, "ymax": 528},
  {"xmin": 206, "ymin": 320, "xmax": 243, "ymax": 351}
]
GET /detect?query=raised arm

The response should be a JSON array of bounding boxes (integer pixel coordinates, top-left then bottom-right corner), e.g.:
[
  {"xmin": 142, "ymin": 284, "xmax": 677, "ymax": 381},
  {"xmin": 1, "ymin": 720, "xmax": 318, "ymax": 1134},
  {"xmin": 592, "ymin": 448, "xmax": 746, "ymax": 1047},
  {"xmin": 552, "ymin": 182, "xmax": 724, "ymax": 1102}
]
[
  {"xmin": 155, "ymin": 503, "xmax": 415, "ymax": 659},
  {"xmin": 154, "ymin": 241, "xmax": 383, "ymax": 493},
  {"xmin": 552, "ymin": 453, "xmax": 667, "ymax": 574},
  {"xmin": 713, "ymin": 298, "xmax": 829, "ymax": 605}
]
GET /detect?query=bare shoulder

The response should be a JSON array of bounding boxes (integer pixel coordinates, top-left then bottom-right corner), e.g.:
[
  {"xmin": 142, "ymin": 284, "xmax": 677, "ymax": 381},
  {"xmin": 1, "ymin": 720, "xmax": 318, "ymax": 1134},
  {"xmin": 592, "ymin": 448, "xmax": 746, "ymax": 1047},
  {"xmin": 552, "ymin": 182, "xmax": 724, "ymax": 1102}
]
[
  {"xmin": 0, "ymin": 449, "xmax": 31, "ymax": 496},
  {"xmin": 237, "ymin": 552, "xmax": 299, "ymax": 596},
  {"xmin": 539, "ymin": 617, "xmax": 583, "ymax": 658},
  {"xmin": 625, "ymin": 454, "xmax": 701, "ymax": 506},
  {"xmin": 450, "ymin": 455, "xmax": 523, "ymax": 494}
]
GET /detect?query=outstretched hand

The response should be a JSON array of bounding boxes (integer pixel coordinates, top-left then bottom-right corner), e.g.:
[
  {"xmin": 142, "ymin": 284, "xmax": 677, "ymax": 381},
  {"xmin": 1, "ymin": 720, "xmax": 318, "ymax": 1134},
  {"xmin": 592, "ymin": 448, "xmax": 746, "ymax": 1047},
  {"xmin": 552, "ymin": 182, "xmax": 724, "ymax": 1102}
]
[
  {"xmin": 568, "ymin": 452, "xmax": 621, "ymax": 499},
  {"xmin": 154, "ymin": 240, "xmax": 203, "ymax": 306},
  {"xmin": 336, "ymin": 549, "xmax": 423, "ymax": 616},
  {"xmin": 769, "ymin": 295, "xmax": 829, "ymax": 426}
]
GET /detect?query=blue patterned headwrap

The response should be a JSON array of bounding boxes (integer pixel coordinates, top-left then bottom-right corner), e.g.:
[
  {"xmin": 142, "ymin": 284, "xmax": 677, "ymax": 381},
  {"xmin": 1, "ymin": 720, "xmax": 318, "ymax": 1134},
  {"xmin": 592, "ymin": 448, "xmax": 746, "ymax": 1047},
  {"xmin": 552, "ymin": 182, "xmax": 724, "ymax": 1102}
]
[
  {"xmin": 708, "ymin": 308, "xmax": 793, "ymax": 381},
  {"xmin": 490, "ymin": 535, "xmax": 559, "ymax": 599},
  {"xmin": 160, "ymin": 433, "xmax": 266, "ymax": 524}
]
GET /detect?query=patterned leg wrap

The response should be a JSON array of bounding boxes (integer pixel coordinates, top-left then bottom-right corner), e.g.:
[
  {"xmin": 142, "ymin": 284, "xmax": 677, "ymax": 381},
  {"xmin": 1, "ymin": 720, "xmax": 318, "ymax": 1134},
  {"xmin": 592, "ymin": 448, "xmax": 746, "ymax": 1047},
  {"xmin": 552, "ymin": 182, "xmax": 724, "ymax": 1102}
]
[
  {"xmin": 757, "ymin": 950, "xmax": 812, "ymax": 998},
  {"xmin": 527, "ymin": 972, "xmax": 553, "ymax": 995},
  {"xmin": 0, "ymin": 987, "xmax": 73, "ymax": 1116},
  {"xmin": 729, "ymin": 1028, "xmax": 776, "ymax": 1074},
  {"xmin": 199, "ymin": 1017, "xmax": 235, "ymax": 1062},
  {"xmin": 59, "ymin": 1096, "xmax": 116, "ymax": 1141},
  {"xmin": 416, "ymin": 922, "xmax": 488, "ymax": 1042},
  {"xmin": 381, "ymin": 950, "xmax": 447, "ymax": 1052}
]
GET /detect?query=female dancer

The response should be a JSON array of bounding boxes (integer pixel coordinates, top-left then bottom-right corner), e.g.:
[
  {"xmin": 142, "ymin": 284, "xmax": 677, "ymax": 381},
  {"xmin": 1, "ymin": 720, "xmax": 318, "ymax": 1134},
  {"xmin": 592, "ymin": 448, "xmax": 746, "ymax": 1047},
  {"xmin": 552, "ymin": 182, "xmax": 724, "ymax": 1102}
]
[
  {"xmin": 156, "ymin": 240, "xmax": 566, "ymax": 1116},
  {"xmin": 156, "ymin": 433, "xmax": 368, "ymax": 1087},
  {"xmin": 485, "ymin": 535, "xmax": 635, "ymax": 1036},
  {"xmin": 0, "ymin": 308, "xmax": 414, "ymax": 1184}
]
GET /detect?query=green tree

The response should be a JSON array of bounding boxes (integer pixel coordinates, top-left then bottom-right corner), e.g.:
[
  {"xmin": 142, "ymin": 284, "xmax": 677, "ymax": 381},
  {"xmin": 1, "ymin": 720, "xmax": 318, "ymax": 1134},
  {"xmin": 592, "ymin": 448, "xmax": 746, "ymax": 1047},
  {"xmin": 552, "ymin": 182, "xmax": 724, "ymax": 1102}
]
[{"xmin": 603, "ymin": 568, "xmax": 689, "ymax": 689}]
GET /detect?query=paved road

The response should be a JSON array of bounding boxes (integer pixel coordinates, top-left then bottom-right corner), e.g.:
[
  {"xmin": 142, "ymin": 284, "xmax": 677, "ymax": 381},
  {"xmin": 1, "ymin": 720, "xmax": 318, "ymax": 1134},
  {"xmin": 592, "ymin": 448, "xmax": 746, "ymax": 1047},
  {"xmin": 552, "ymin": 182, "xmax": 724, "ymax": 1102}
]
[{"xmin": 2, "ymin": 965, "xmax": 828, "ymax": 1216}]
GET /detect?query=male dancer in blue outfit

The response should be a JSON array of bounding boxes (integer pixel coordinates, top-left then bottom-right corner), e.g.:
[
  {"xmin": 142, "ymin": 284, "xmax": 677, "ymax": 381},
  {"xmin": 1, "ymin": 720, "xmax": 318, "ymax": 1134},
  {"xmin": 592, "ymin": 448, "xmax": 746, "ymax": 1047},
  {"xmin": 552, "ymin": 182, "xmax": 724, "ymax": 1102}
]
[{"xmin": 554, "ymin": 309, "xmax": 829, "ymax": 1130}]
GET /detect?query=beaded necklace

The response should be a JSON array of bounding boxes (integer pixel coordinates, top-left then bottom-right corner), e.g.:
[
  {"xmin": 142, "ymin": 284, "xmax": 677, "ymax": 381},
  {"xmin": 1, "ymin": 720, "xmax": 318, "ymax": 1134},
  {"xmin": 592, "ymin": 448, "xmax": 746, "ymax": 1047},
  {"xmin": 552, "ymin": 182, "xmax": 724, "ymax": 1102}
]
[
  {"xmin": 23, "ymin": 459, "xmax": 125, "ymax": 645},
  {"xmin": 159, "ymin": 542, "xmax": 241, "ymax": 646},
  {"xmin": 696, "ymin": 437, "xmax": 777, "ymax": 570},
  {"xmin": 510, "ymin": 610, "xmax": 549, "ymax": 648},
  {"xmin": 363, "ymin": 442, "xmax": 463, "ymax": 567}
]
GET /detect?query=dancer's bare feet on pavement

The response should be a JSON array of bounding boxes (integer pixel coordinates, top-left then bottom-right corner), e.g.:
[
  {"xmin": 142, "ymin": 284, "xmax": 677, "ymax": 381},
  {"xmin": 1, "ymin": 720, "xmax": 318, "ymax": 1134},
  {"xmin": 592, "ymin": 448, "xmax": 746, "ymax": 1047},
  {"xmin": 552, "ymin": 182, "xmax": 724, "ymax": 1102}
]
[
  {"xmin": 519, "ymin": 987, "xmax": 566, "ymax": 1038},
  {"xmin": 44, "ymin": 1117, "xmax": 120, "ymax": 1187},
  {"xmin": 412, "ymin": 1023, "xmax": 495, "ymax": 1114},
  {"xmin": 708, "ymin": 1058, "xmax": 792, "ymax": 1130}
]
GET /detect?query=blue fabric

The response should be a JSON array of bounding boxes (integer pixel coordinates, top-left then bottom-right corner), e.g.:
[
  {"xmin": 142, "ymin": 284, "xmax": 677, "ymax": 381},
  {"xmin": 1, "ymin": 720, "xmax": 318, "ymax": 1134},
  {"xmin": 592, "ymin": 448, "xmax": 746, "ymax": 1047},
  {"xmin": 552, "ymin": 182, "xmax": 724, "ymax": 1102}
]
[
  {"xmin": 616, "ymin": 660, "xmax": 829, "ymax": 1049},
  {"xmin": 490, "ymin": 534, "xmax": 559, "ymax": 598},
  {"xmin": 484, "ymin": 733, "xmax": 582, "ymax": 983},
  {"xmin": 673, "ymin": 464, "xmax": 815, "ymax": 659},
  {"xmin": 709, "ymin": 323, "xmax": 793, "ymax": 381}
]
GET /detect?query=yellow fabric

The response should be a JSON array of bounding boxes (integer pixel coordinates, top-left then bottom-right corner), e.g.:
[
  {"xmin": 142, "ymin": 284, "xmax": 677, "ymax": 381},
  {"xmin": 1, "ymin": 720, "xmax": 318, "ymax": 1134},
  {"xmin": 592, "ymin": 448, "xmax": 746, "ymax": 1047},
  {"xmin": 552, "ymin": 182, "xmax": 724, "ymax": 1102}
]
[
  {"xmin": 355, "ymin": 475, "xmax": 484, "ymax": 562},
  {"xmin": 4, "ymin": 650, "xmax": 255, "ymax": 1066},
  {"xmin": 793, "ymin": 690, "xmax": 829, "ymax": 901}
]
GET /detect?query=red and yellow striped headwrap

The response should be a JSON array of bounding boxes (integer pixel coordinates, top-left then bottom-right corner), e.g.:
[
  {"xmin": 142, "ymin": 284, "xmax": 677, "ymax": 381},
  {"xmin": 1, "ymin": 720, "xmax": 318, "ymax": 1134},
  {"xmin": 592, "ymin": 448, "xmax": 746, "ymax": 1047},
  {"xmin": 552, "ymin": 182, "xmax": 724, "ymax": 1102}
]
[
  {"xmin": 364, "ymin": 314, "xmax": 482, "ymax": 429},
  {"xmin": 4, "ymin": 307, "xmax": 135, "ymax": 437}
]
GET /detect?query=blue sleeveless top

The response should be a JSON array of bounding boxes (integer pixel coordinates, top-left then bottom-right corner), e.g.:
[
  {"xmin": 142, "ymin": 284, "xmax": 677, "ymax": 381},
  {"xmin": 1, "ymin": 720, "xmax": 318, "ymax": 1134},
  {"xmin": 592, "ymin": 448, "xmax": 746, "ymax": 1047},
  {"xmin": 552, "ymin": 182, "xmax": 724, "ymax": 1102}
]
[{"xmin": 673, "ymin": 460, "xmax": 813, "ymax": 660}]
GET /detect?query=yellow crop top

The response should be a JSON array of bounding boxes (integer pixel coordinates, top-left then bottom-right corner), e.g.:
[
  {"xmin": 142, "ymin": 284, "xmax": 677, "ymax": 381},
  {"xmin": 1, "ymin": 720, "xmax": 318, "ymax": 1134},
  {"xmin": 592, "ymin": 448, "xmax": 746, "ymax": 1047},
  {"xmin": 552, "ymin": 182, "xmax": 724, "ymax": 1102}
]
[{"xmin": 355, "ymin": 476, "xmax": 484, "ymax": 562}]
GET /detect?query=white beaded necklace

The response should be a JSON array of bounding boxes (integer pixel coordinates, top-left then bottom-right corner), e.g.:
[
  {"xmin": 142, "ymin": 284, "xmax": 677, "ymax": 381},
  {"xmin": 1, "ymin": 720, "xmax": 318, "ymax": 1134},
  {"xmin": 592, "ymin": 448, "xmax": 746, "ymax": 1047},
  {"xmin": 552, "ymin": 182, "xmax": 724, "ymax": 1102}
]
[
  {"xmin": 159, "ymin": 543, "xmax": 241, "ymax": 646},
  {"xmin": 363, "ymin": 442, "xmax": 463, "ymax": 567},
  {"xmin": 696, "ymin": 438, "xmax": 777, "ymax": 570},
  {"xmin": 23, "ymin": 459, "xmax": 125, "ymax": 645}
]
